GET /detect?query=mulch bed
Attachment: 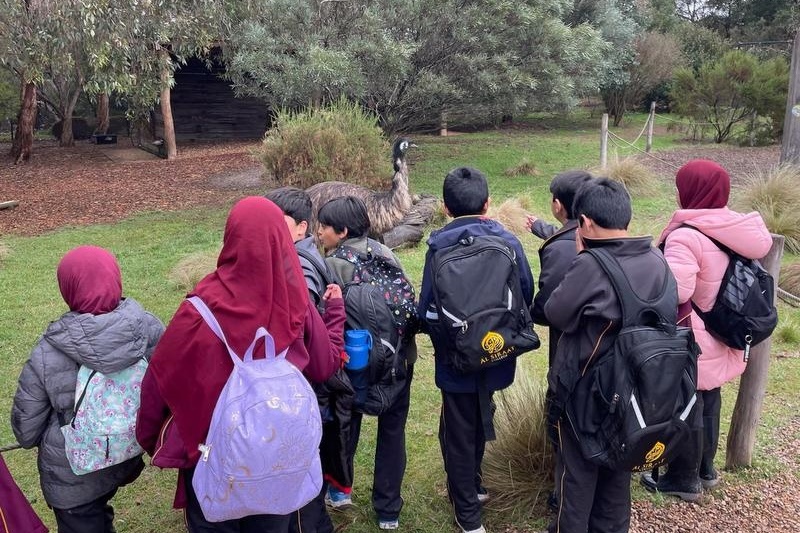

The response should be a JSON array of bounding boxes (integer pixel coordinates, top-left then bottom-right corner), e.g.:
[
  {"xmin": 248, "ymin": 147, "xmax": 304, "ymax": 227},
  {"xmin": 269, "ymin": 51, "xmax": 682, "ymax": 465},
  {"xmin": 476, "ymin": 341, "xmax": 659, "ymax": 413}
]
[{"xmin": 0, "ymin": 139, "xmax": 265, "ymax": 236}]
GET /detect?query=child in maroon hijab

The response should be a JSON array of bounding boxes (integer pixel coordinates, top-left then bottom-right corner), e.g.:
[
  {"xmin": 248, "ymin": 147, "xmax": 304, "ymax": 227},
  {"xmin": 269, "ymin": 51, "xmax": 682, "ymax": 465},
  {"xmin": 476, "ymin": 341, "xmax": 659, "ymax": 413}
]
[
  {"xmin": 11, "ymin": 245, "xmax": 165, "ymax": 533},
  {"xmin": 641, "ymin": 160, "xmax": 771, "ymax": 500},
  {"xmin": 136, "ymin": 197, "xmax": 344, "ymax": 532}
]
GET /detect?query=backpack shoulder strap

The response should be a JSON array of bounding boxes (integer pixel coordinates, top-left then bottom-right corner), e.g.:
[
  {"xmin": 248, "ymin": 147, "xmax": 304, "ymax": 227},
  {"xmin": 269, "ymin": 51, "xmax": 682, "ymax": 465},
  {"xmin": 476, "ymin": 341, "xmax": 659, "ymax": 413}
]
[
  {"xmin": 678, "ymin": 224, "xmax": 735, "ymax": 257},
  {"xmin": 584, "ymin": 247, "xmax": 671, "ymax": 328},
  {"xmin": 186, "ymin": 296, "xmax": 283, "ymax": 365},
  {"xmin": 69, "ymin": 368, "xmax": 98, "ymax": 427},
  {"xmin": 297, "ymin": 248, "xmax": 333, "ymax": 287}
]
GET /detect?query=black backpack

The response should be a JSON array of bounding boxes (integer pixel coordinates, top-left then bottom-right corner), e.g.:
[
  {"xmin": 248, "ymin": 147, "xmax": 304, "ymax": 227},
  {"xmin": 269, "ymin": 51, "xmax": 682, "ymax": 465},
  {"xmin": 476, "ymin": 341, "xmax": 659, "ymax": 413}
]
[
  {"xmin": 565, "ymin": 247, "xmax": 700, "ymax": 472},
  {"xmin": 331, "ymin": 243, "xmax": 418, "ymax": 415},
  {"xmin": 684, "ymin": 226, "xmax": 777, "ymax": 356},
  {"xmin": 428, "ymin": 233, "xmax": 540, "ymax": 374}
]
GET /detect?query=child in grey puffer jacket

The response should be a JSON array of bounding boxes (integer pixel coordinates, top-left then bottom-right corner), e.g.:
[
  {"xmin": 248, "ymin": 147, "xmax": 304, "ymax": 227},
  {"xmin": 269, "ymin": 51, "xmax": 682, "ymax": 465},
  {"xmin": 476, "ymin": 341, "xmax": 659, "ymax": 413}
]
[{"xmin": 11, "ymin": 245, "xmax": 164, "ymax": 533}]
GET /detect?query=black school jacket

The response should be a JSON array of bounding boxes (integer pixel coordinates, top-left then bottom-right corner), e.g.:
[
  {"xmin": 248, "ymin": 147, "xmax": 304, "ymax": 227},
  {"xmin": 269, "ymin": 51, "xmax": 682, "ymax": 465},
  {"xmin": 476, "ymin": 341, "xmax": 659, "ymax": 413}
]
[
  {"xmin": 531, "ymin": 219, "xmax": 579, "ymax": 365},
  {"xmin": 543, "ymin": 236, "xmax": 669, "ymax": 429}
]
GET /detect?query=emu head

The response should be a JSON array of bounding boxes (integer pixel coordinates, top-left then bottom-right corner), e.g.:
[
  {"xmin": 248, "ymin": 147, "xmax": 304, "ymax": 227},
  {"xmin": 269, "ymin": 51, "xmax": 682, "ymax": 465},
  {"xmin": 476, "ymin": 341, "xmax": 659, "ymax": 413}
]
[{"xmin": 392, "ymin": 137, "xmax": 417, "ymax": 173}]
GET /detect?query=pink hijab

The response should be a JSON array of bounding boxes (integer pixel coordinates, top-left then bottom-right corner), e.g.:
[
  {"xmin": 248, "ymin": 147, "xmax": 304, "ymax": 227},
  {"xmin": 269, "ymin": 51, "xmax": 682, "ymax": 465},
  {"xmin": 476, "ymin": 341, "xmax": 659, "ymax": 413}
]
[{"xmin": 57, "ymin": 245, "xmax": 122, "ymax": 315}]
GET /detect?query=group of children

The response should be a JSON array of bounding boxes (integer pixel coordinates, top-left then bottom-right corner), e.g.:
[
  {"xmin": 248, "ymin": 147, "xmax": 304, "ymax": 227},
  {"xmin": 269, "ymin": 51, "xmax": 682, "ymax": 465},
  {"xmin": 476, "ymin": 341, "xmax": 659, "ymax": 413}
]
[{"xmin": 9, "ymin": 158, "xmax": 771, "ymax": 533}]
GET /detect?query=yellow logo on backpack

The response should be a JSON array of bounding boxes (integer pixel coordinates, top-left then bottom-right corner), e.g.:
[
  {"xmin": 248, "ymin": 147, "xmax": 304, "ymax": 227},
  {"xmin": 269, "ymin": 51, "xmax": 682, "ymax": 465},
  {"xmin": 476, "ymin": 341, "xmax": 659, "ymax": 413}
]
[
  {"xmin": 645, "ymin": 441, "xmax": 666, "ymax": 464},
  {"xmin": 481, "ymin": 331, "xmax": 505, "ymax": 354}
]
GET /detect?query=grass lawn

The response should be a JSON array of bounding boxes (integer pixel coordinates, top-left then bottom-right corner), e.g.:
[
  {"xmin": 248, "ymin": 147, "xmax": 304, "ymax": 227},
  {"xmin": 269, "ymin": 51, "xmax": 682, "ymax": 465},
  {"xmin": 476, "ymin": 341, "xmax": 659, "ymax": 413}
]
[{"xmin": 1, "ymin": 111, "xmax": 798, "ymax": 532}]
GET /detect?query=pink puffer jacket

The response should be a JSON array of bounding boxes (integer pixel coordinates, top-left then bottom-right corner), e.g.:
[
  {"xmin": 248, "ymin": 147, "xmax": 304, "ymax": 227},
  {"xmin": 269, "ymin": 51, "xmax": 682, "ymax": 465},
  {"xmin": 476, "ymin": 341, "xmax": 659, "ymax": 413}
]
[{"xmin": 659, "ymin": 208, "xmax": 772, "ymax": 390}]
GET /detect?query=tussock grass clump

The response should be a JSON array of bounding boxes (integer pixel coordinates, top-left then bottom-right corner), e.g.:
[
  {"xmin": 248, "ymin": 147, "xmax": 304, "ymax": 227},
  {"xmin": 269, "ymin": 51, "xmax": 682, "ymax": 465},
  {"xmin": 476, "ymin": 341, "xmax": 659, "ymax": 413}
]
[
  {"xmin": 0, "ymin": 242, "xmax": 11, "ymax": 263},
  {"xmin": 504, "ymin": 158, "xmax": 540, "ymax": 177},
  {"xmin": 776, "ymin": 322, "xmax": 800, "ymax": 345},
  {"xmin": 483, "ymin": 370, "xmax": 554, "ymax": 518},
  {"xmin": 594, "ymin": 157, "xmax": 658, "ymax": 195},
  {"xmin": 779, "ymin": 263, "xmax": 800, "ymax": 296},
  {"xmin": 258, "ymin": 98, "xmax": 388, "ymax": 190},
  {"xmin": 168, "ymin": 250, "xmax": 218, "ymax": 292},
  {"xmin": 735, "ymin": 164, "xmax": 800, "ymax": 253},
  {"xmin": 489, "ymin": 197, "xmax": 531, "ymax": 237}
]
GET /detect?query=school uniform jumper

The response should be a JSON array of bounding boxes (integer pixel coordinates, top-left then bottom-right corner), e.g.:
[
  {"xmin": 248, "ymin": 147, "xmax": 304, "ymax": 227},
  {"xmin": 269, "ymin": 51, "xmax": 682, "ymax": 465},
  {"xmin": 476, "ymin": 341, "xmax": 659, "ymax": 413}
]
[
  {"xmin": 325, "ymin": 236, "xmax": 416, "ymax": 524},
  {"xmin": 291, "ymin": 236, "xmax": 345, "ymax": 533},
  {"xmin": 530, "ymin": 218, "xmax": 580, "ymax": 365},
  {"xmin": 418, "ymin": 216, "xmax": 534, "ymax": 532},
  {"xmin": 545, "ymin": 236, "xmax": 669, "ymax": 533}
]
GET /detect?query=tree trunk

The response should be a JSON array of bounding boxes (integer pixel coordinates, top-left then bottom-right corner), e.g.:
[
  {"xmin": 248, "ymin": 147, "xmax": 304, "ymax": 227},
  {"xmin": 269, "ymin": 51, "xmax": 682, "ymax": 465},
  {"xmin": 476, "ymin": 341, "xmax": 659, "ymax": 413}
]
[
  {"xmin": 60, "ymin": 115, "xmax": 75, "ymax": 147},
  {"xmin": 159, "ymin": 49, "xmax": 177, "ymax": 160},
  {"xmin": 96, "ymin": 92, "xmax": 110, "ymax": 134},
  {"xmin": 726, "ymin": 234, "xmax": 785, "ymax": 469},
  {"xmin": 781, "ymin": 33, "xmax": 800, "ymax": 164},
  {"xmin": 10, "ymin": 81, "xmax": 37, "ymax": 164},
  {"xmin": 58, "ymin": 81, "xmax": 83, "ymax": 147}
]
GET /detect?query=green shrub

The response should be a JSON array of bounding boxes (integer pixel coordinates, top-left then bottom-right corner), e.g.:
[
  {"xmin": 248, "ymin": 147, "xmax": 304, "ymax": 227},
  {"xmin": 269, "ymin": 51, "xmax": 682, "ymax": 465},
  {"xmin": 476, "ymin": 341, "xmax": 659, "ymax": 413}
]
[
  {"xmin": 258, "ymin": 98, "xmax": 389, "ymax": 189},
  {"xmin": 735, "ymin": 164, "xmax": 800, "ymax": 253},
  {"xmin": 482, "ymin": 370, "xmax": 554, "ymax": 518}
]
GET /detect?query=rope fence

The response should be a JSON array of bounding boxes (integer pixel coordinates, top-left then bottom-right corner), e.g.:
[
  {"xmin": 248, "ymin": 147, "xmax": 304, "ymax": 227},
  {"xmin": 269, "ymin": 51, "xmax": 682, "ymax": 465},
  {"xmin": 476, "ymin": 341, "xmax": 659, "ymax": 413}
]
[{"xmin": 606, "ymin": 130, "xmax": 682, "ymax": 171}]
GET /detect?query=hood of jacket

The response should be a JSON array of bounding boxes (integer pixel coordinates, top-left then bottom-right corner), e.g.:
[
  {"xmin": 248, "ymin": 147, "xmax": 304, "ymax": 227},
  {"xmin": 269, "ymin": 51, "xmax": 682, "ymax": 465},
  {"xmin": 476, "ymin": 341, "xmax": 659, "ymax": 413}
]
[
  {"xmin": 427, "ymin": 216, "xmax": 506, "ymax": 252},
  {"xmin": 659, "ymin": 207, "xmax": 772, "ymax": 259},
  {"xmin": 42, "ymin": 298, "xmax": 150, "ymax": 373}
]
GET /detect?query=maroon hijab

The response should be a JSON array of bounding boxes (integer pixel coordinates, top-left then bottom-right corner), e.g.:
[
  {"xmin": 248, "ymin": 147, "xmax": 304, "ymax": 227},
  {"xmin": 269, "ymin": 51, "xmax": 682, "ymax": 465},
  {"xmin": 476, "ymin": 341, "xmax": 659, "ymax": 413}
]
[
  {"xmin": 57, "ymin": 246, "xmax": 122, "ymax": 315},
  {"xmin": 675, "ymin": 159, "xmax": 730, "ymax": 210},
  {"xmin": 148, "ymin": 197, "xmax": 308, "ymax": 462}
]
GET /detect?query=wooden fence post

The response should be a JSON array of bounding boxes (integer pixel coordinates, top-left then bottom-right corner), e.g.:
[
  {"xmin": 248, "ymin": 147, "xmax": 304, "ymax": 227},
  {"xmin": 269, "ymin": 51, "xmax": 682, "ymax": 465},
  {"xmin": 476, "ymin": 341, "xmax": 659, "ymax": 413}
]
[
  {"xmin": 726, "ymin": 234, "xmax": 785, "ymax": 469},
  {"xmin": 645, "ymin": 101, "xmax": 656, "ymax": 153},
  {"xmin": 600, "ymin": 113, "xmax": 608, "ymax": 170}
]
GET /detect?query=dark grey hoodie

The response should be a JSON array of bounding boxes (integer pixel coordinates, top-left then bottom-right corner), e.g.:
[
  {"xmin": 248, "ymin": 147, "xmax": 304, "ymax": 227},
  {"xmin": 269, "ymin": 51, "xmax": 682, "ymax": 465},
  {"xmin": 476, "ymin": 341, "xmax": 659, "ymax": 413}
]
[{"xmin": 11, "ymin": 298, "xmax": 164, "ymax": 509}]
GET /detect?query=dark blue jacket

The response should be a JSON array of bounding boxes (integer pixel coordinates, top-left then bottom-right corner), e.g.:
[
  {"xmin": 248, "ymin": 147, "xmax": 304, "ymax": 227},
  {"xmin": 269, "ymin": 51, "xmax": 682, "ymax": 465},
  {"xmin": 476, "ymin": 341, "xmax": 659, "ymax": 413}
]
[{"xmin": 418, "ymin": 216, "xmax": 534, "ymax": 393}]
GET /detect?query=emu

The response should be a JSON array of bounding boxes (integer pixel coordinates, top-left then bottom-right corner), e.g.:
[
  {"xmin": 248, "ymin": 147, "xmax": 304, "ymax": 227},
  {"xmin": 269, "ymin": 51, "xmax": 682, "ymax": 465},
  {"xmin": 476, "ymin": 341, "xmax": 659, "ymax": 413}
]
[{"xmin": 307, "ymin": 137, "xmax": 415, "ymax": 237}]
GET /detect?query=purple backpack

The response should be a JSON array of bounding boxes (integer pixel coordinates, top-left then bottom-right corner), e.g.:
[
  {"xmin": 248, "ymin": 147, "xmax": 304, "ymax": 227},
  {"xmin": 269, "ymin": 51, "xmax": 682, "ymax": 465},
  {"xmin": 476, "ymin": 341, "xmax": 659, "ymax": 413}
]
[{"xmin": 187, "ymin": 296, "xmax": 322, "ymax": 522}]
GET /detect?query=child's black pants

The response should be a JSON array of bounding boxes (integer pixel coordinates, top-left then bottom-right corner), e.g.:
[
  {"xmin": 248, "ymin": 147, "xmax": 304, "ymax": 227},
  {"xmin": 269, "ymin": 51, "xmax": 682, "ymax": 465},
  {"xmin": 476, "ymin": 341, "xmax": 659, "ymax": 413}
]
[
  {"xmin": 548, "ymin": 422, "xmax": 630, "ymax": 533},
  {"xmin": 438, "ymin": 390, "xmax": 490, "ymax": 532}
]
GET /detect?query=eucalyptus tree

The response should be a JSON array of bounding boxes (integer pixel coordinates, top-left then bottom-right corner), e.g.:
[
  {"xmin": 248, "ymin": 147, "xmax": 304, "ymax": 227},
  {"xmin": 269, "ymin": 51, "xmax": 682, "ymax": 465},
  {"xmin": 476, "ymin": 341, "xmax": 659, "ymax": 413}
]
[
  {"xmin": 225, "ymin": 0, "xmax": 606, "ymax": 132},
  {"xmin": 0, "ymin": 0, "xmax": 226, "ymax": 161}
]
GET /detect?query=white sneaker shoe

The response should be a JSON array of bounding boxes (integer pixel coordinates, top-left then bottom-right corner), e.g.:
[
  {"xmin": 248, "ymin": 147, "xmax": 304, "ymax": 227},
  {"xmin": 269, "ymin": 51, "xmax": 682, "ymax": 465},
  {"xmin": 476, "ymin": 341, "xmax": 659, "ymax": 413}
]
[{"xmin": 462, "ymin": 526, "xmax": 486, "ymax": 533}]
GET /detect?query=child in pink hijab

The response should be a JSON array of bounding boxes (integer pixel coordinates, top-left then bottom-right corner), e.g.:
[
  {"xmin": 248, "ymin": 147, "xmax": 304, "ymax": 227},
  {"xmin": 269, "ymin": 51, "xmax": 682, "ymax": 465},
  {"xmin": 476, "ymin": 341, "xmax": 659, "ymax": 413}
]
[{"xmin": 11, "ymin": 245, "xmax": 164, "ymax": 533}]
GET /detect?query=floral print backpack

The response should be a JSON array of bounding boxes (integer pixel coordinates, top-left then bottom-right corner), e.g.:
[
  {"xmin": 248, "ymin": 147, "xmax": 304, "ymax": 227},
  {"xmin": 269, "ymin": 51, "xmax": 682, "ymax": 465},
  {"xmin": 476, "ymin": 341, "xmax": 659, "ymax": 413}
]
[{"xmin": 60, "ymin": 360, "xmax": 147, "ymax": 475}]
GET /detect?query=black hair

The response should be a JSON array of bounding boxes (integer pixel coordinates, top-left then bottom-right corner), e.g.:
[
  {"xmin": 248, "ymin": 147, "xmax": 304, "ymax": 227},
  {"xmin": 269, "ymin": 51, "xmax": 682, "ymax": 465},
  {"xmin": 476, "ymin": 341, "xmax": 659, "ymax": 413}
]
[
  {"xmin": 549, "ymin": 170, "xmax": 594, "ymax": 219},
  {"xmin": 573, "ymin": 177, "xmax": 632, "ymax": 230},
  {"xmin": 443, "ymin": 167, "xmax": 489, "ymax": 217},
  {"xmin": 264, "ymin": 187, "xmax": 312, "ymax": 225},
  {"xmin": 317, "ymin": 196, "xmax": 371, "ymax": 238}
]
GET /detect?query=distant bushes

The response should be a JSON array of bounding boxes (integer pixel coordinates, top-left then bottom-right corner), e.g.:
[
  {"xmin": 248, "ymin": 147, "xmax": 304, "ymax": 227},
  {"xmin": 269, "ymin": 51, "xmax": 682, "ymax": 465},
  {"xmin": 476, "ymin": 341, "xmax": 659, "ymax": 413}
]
[{"xmin": 258, "ymin": 99, "xmax": 389, "ymax": 190}]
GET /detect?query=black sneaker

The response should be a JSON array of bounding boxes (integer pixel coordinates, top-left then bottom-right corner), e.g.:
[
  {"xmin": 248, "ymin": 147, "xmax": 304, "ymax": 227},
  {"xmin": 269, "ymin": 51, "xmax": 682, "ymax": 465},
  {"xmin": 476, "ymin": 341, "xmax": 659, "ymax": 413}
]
[
  {"xmin": 700, "ymin": 470, "xmax": 720, "ymax": 489},
  {"xmin": 547, "ymin": 491, "xmax": 558, "ymax": 513},
  {"xmin": 640, "ymin": 472, "xmax": 701, "ymax": 502}
]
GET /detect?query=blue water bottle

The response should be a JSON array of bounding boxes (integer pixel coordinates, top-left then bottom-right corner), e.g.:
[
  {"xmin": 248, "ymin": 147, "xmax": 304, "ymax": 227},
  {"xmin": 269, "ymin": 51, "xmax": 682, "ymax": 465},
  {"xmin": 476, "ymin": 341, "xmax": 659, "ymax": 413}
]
[{"xmin": 344, "ymin": 330, "xmax": 372, "ymax": 370}]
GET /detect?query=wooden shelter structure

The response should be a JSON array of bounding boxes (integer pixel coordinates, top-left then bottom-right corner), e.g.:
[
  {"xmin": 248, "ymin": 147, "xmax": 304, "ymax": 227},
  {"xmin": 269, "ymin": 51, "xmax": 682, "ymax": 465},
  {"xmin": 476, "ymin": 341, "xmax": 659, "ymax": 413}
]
[{"xmin": 152, "ymin": 55, "xmax": 270, "ymax": 142}]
